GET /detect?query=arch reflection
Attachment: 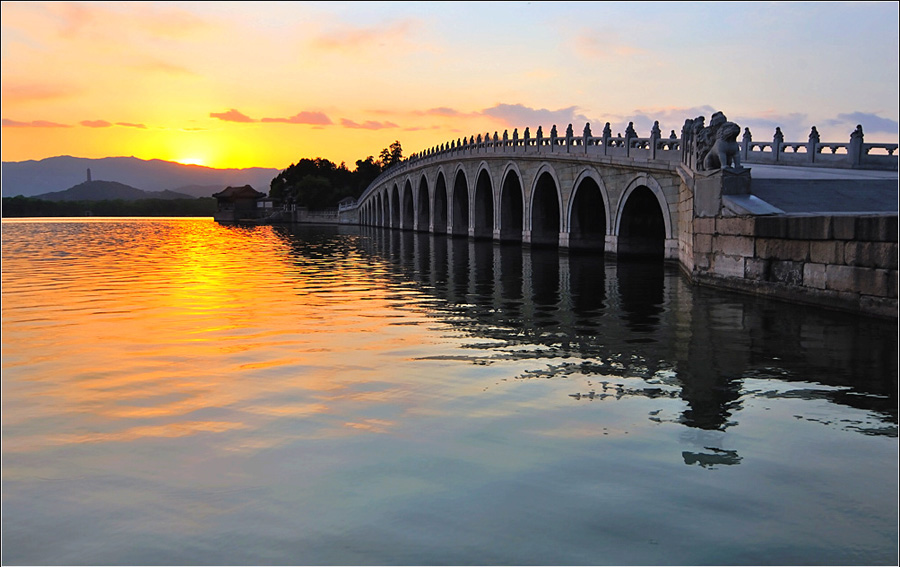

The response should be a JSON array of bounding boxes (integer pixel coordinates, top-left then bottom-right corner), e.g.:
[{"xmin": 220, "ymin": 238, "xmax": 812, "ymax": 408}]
[{"xmin": 279, "ymin": 227, "xmax": 898, "ymax": 445}]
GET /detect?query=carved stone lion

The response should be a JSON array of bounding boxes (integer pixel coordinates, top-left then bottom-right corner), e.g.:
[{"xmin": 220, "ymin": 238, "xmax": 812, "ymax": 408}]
[{"xmin": 703, "ymin": 121, "xmax": 742, "ymax": 170}]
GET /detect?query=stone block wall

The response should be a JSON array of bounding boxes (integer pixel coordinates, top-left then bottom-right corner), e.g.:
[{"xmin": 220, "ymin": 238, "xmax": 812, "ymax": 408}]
[
  {"xmin": 692, "ymin": 214, "xmax": 898, "ymax": 318},
  {"xmin": 676, "ymin": 174, "xmax": 695, "ymax": 272}
]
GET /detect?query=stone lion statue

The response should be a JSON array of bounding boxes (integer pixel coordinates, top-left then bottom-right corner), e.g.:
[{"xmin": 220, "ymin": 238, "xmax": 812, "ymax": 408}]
[{"xmin": 702, "ymin": 121, "xmax": 742, "ymax": 170}]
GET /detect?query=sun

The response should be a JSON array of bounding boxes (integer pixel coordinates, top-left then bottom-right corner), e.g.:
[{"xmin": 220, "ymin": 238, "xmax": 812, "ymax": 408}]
[{"xmin": 174, "ymin": 157, "xmax": 207, "ymax": 167}]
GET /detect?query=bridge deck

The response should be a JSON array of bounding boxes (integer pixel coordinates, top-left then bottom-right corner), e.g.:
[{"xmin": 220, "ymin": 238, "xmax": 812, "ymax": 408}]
[{"xmin": 745, "ymin": 164, "xmax": 898, "ymax": 214}]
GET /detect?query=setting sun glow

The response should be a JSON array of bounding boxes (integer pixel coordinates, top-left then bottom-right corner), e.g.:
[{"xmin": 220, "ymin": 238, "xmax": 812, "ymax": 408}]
[{"xmin": 175, "ymin": 157, "xmax": 206, "ymax": 167}]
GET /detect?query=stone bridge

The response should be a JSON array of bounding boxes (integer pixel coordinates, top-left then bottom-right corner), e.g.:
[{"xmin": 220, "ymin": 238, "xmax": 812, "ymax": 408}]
[{"xmin": 345, "ymin": 113, "xmax": 898, "ymax": 317}]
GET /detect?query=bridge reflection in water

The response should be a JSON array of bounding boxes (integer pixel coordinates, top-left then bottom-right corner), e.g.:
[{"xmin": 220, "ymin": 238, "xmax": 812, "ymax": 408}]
[{"xmin": 321, "ymin": 226, "xmax": 897, "ymax": 441}]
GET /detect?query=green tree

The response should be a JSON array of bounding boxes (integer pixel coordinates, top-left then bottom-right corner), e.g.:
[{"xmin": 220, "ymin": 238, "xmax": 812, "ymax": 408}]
[{"xmin": 378, "ymin": 140, "xmax": 403, "ymax": 170}]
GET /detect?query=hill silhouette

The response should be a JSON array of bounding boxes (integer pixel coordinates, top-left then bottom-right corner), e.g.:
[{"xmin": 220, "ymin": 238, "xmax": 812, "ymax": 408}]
[
  {"xmin": 168, "ymin": 184, "xmax": 227, "ymax": 199},
  {"xmin": 1, "ymin": 156, "xmax": 279, "ymax": 198},
  {"xmin": 35, "ymin": 180, "xmax": 194, "ymax": 201}
]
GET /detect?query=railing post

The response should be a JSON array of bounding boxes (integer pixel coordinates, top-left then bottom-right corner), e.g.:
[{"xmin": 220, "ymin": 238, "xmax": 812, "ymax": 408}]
[
  {"xmin": 650, "ymin": 120, "xmax": 661, "ymax": 160},
  {"xmin": 741, "ymin": 127, "xmax": 751, "ymax": 163},
  {"xmin": 773, "ymin": 127, "xmax": 784, "ymax": 163},
  {"xmin": 602, "ymin": 122, "xmax": 611, "ymax": 156},
  {"xmin": 681, "ymin": 119, "xmax": 693, "ymax": 167},
  {"xmin": 536, "ymin": 126, "xmax": 543, "ymax": 153},
  {"xmin": 808, "ymin": 126, "xmax": 820, "ymax": 164},
  {"xmin": 849, "ymin": 125, "xmax": 864, "ymax": 167},
  {"xmin": 583, "ymin": 123, "xmax": 592, "ymax": 155},
  {"xmin": 565, "ymin": 124, "xmax": 574, "ymax": 154},
  {"xmin": 624, "ymin": 122, "xmax": 636, "ymax": 158}
]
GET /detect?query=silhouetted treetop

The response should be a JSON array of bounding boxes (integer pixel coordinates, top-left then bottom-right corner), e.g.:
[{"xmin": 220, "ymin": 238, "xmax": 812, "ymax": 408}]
[{"xmin": 269, "ymin": 142, "xmax": 403, "ymax": 208}]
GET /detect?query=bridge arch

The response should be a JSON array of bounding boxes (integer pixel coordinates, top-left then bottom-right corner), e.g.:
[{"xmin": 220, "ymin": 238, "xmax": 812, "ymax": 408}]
[
  {"xmin": 473, "ymin": 164, "xmax": 494, "ymax": 240},
  {"xmin": 433, "ymin": 170, "xmax": 448, "ymax": 234},
  {"xmin": 402, "ymin": 179, "xmax": 414, "ymax": 230},
  {"xmin": 615, "ymin": 173, "xmax": 671, "ymax": 258},
  {"xmin": 568, "ymin": 169, "xmax": 610, "ymax": 251},
  {"xmin": 373, "ymin": 193, "xmax": 380, "ymax": 226},
  {"xmin": 391, "ymin": 184, "xmax": 401, "ymax": 228},
  {"xmin": 499, "ymin": 163, "xmax": 525, "ymax": 242},
  {"xmin": 416, "ymin": 174, "xmax": 430, "ymax": 232},
  {"xmin": 530, "ymin": 164, "xmax": 562, "ymax": 247},
  {"xmin": 451, "ymin": 168, "xmax": 469, "ymax": 237}
]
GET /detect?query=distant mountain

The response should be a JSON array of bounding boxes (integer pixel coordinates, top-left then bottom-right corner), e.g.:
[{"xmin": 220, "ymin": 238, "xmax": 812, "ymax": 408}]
[
  {"xmin": 154, "ymin": 189, "xmax": 198, "ymax": 200},
  {"xmin": 1, "ymin": 156, "xmax": 280, "ymax": 198},
  {"xmin": 168, "ymin": 184, "xmax": 226, "ymax": 199},
  {"xmin": 34, "ymin": 180, "xmax": 196, "ymax": 202}
]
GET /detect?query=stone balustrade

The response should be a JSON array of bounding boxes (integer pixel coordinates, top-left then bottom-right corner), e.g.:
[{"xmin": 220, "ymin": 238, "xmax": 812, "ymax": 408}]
[
  {"xmin": 740, "ymin": 125, "xmax": 898, "ymax": 169},
  {"xmin": 363, "ymin": 119, "xmax": 896, "ymax": 200}
]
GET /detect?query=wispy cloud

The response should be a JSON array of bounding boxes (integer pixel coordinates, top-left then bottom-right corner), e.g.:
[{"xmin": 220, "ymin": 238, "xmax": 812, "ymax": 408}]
[
  {"xmin": 618, "ymin": 106, "xmax": 719, "ymax": 136},
  {"xmin": 825, "ymin": 112, "xmax": 899, "ymax": 135},
  {"xmin": 340, "ymin": 118, "xmax": 398, "ymax": 130},
  {"xmin": 80, "ymin": 119, "xmax": 113, "ymax": 128},
  {"xmin": 5, "ymin": 117, "xmax": 149, "ymax": 130},
  {"xmin": 261, "ymin": 111, "xmax": 333, "ymax": 125},
  {"xmin": 730, "ymin": 110, "xmax": 811, "ymax": 140},
  {"xmin": 1, "ymin": 82, "xmax": 76, "ymax": 104},
  {"xmin": 415, "ymin": 107, "xmax": 470, "ymax": 118},
  {"xmin": 574, "ymin": 31, "xmax": 650, "ymax": 61},
  {"xmin": 2, "ymin": 118, "xmax": 71, "ymax": 128},
  {"xmin": 52, "ymin": 1, "xmax": 212, "ymax": 41},
  {"xmin": 480, "ymin": 104, "xmax": 591, "ymax": 129},
  {"xmin": 308, "ymin": 19, "xmax": 420, "ymax": 56},
  {"xmin": 209, "ymin": 109, "xmax": 256, "ymax": 123},
  {"xmin": 128, "ymin": 3, "xmax": 212, "ymax": 39},
  {"xmin": 403, "ymin": 125, "xmax": 442, "ymax": 132},
  {"xmin": 53, "ymin": 2, "xmax": 94, "ymax": 40},
  {"xmin": 134, "ymin": 59, "xmax": 196, "ymax": 76}
]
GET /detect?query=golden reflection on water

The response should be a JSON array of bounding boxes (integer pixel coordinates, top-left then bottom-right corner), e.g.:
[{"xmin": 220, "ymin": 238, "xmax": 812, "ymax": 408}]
[{"xmin": 2, "ymin": 219, "xmax": 450, "ymax": 454}]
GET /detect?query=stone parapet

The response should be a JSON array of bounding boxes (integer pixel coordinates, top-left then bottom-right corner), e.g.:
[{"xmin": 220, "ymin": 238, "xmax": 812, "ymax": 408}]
[{"xmin": 692, "ymin": 211, "xmax": 898, "ymax": 318}]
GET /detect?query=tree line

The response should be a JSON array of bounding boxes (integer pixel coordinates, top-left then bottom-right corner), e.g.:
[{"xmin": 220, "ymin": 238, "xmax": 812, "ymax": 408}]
[
  {"xmin": 1, "ymin": 196, "xmax": 218, "ymax": 218},
  {"xmin": 268, "ymin": 141, "xmax": 402, "ymax": 209}
]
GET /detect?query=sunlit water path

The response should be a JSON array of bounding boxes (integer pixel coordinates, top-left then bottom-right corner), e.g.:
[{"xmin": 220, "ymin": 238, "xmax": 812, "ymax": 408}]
[{"xmin": 2, "ymin": 218, "xmax": 897, "ymax": 565}]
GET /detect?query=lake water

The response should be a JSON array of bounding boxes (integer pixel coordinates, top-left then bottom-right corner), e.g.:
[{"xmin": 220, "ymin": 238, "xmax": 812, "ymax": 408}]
[{"xmin": 2, "ymin": 218, "xmax": 897, "ymax": 566}]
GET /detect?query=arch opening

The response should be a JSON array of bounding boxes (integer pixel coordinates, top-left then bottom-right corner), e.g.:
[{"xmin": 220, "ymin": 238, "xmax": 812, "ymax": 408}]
[
  {"xmin": 569, "ymin": 177, "xmax": 606, "ymax": 252},
  {"xmin": 617, "ymin": 186, "xmax": 666, "ymax": 258},
  {"xmin": 531, "ymin": 172, "xmax": 560, "ymax": 247},
  {"xmin": 402, "ymin": 180, "xmax": 414, "ymax": 230},
  {"xmin": 473, "ymin": 170, "xmax": 494, "ymax": 240},
  {"xmin": 434, "ymin": 173, "xmax": 448, "ymax": 234},
  {"xmin": 416, "ymin": 175, "xmax": 430, "ymax": 232},
  {"xmin": 451, "ymin": 171, "xmax": 469, "ymax": 237},
  {"xmin": 374, "ymin": 194, "xmax": 381, "ymax": 226},
  {"xmin": 500, "ymin": 171, "xmax": 524, "ymax": 242},
  {"xmin": 390, "ymin": 185, "xmax": 400, "ymax": 228}
]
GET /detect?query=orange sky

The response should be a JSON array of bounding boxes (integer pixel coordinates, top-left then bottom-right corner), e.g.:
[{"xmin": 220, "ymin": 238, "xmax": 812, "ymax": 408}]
[{"xmin": 2, "ymin": 2, "xmax": 898, "ymax": 171}]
